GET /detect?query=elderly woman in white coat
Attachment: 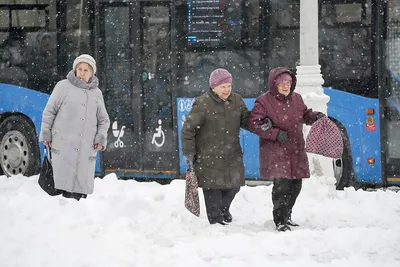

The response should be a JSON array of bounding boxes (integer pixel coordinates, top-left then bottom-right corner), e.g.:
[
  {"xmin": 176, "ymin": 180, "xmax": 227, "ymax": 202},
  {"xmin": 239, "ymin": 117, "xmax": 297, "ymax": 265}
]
[{"xmin": 39, "ymin": 54, "xmax": 110, "ymax": 200}]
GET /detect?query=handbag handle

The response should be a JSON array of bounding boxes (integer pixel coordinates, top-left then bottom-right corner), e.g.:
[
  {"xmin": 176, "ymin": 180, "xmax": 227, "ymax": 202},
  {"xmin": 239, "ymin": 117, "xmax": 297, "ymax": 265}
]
[
  {"xmin": 186, "ymin": 159, "xmax": 192, "ymax": 171},
  {"xmin": 44, "ymin": 147, "xmax": 52, "ymax": 160}
]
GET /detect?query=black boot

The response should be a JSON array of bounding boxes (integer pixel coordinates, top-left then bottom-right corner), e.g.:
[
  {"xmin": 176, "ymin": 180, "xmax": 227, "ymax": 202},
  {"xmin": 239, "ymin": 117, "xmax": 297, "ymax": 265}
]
[
  {"xmin": 287, "ymin": 217, "xmax": 299, "ymax": 227},
  {"xmin": 210, "ymin": 216, "xmax": 228, "ymax": 226},
  {"xmin": 62, "ymin": 191, "xmax": 86, "ymax": 201},
  {"xmin": 216, "ymin": 220, "xmax": 228, "ymax": 226},
  {"xmin": 223, "ymin": 210, "xmax": 232, "ymax": 223},
  {"xmin": 276, "ymin": 223, "xmax": 291, "ymax": 232}
]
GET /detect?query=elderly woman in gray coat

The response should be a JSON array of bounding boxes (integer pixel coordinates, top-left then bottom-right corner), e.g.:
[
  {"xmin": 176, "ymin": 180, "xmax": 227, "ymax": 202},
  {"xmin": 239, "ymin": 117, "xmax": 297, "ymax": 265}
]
[{"xmin": 39, "ymin": 54, "xmax": 110, "ymax": 200}]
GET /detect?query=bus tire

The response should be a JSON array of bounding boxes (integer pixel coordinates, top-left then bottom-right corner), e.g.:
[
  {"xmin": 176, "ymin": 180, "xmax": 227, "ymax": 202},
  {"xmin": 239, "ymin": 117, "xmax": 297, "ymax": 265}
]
[
  {"xmin": 156, "ymin": 179, "xmax": 172, "ymax": 185},
  {"xmin": 333, "ymin": 127, "xmax": 355, "ymax": 190},
  {"xmin": 0, "ymin": 115, "xmax": 41, "ymax": 177}
]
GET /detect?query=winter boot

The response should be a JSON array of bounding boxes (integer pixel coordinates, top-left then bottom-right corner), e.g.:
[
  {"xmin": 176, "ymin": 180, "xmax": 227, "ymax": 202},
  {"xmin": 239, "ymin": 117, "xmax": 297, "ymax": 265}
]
[
  {"xmin": 276, "ymin": 223, "xmax": 291, "ymax": 232},
  {"xmin": 223, "ymin": 210, "xmax": 232, "ymax": 223},
  {"xmin": 217, "ymin": 220, "xmax": 228, "ymax": 226},
  {"xmin": 209, "ymin": 215, "xmax": 228, "ymax": 226},
  {"xmin": 210, "ymin": 218, "xmax": 228, "ymax": 226},
  {"xmin": 286, "ymin": 217, "xmax": 299, "ymax": 227},
  {"xmin": 62, "ymin": 191, "xmax": 86, "ymax": 201}
]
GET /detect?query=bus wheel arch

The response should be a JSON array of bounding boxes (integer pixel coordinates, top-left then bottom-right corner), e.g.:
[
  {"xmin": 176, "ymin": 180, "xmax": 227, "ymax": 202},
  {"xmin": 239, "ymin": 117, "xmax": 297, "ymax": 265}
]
[
  {"xmin": 330, "ymin": 118, "xmax": 360, "ymax": 190},
  {"xmin": 0, "ymin": 114, "xmax": 41, "ymax": 177}
]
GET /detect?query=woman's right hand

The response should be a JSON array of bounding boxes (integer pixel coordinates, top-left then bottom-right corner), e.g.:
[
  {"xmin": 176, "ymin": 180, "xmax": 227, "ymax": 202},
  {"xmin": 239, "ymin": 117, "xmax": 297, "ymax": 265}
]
[{"xmin": 43, "ymin": 141, "xmax": 52, "ymax": 148}]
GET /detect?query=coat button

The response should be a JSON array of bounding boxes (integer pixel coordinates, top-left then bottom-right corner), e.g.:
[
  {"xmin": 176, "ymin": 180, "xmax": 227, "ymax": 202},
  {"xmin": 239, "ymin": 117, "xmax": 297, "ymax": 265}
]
[
  {"xmin": 81, "ymin": 118, "xmax": 85, "ymax": 121},
  {"xmin": 79, "ymin": 133, "xmax": 83, "ymax": 137},
  {"xmin": 82, "ymin": 103, "xmax": 86, "ymax": 107},
  {"xmin": 75, "ymin": 148, "xmax": 79, "ymax": 152}
]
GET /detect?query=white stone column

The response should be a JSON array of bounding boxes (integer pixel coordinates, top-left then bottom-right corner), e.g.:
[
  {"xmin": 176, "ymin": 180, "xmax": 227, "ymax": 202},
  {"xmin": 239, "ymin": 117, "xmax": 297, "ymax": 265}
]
[{"xmin": 296, "ymin": 0, "xmax": 334, "ymax": 179}]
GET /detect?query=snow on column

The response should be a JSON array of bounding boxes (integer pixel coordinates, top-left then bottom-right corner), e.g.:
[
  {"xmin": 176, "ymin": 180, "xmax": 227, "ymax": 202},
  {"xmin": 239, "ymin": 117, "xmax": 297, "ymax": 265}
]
[{"xmin": 296, "ymin": 0, "xmax": 334, "ymax": 179}]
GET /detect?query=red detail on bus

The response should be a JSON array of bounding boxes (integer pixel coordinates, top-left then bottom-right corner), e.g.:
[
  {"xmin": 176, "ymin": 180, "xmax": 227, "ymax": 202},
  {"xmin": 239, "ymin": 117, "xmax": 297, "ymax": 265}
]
[{"xmin": 366, "ymin": 123, "xmax": 376, "ymax": 131}]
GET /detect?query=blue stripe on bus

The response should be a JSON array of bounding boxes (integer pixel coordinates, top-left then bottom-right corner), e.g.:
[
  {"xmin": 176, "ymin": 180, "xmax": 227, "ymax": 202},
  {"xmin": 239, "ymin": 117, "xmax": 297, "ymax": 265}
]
[{"xmin": 0, "ymin": 83, "xmax": 387, "ymax": 184}]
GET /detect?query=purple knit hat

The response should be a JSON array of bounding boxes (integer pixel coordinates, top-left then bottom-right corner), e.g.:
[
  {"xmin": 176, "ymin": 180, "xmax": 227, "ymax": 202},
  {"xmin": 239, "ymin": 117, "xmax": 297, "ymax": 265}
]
[
  {"xmin": 209, "ymin": 68, "xmax": 232, "ymax": 89},
  {"xmin": 275, "ymin": 73, "xmax": 292, "ymax": 85}
]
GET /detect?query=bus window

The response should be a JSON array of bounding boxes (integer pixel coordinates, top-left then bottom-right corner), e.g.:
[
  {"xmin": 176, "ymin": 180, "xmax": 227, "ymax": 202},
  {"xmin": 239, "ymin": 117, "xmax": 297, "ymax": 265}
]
[
  {"xmin": 0, "ymin": 29, "xmax": 28, "ymax": 87},
  {"xmin": 319, "ymin": 0, "xmax": 374, "ymax": 97},
  {"xmin": 59, "ymin": 0, "xmax": 93, "ymax": 75},
  {"xmin": 0, "ymin": 1, "xmax": 58, "ymax": 93},
  {"xmin": 175, "ymin": 0, "xmax": 262, "ymax": 98},
  {"xmin": 26, "ymin": 31, "xmax": 58, "ymax": 93},
  {"xmin": 266, "ymin": 0, "xmax": 300, "ymax": 72}
]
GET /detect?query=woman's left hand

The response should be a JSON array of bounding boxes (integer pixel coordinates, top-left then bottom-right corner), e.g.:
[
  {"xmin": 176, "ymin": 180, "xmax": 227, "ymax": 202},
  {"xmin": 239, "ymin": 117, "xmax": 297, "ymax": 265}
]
[
  {"xmin": 316, "ymin": 112, "xmax": 326, "ymax": 120},
  {"xmin": 94, "ymin": 144, "xmax": 103, "ymax": 151}
]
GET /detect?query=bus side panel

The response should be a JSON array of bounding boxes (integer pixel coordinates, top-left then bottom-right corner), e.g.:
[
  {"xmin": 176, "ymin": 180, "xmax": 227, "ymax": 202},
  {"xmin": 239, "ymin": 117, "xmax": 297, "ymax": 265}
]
[
  {"xmin": 176, "ymin": 97, "xmax": 261, "ymax": 178},
  {"xmin": 324, "ymin": 88, "xmax": 382, "ymax": 184},
  {"xmin": 0, "ymin": 83, "xmax": 48, "ymax": 158},
  {"xmin": 0, "ymin": 84, "xmax": 102, "ymax": 175},
  {"xmin": 177, "ymin": 98, "xmax": 195, "ymax": 175},
  {"xmin": 242, "ymin": 98, "xmax": 260, "ymax": 179}
]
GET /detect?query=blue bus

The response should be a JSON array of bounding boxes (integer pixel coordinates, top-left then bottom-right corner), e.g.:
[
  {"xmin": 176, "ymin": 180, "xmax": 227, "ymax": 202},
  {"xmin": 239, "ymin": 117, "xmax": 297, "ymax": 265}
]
[{"xmin": 0, "ymin": 0, "xmax": 399, "ymax": 189}]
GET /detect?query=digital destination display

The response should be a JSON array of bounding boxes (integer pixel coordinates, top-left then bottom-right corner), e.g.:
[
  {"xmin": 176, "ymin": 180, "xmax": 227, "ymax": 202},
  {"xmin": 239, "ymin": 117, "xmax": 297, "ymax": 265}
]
[{"xmin": 187, "ymin": 0, "xmax": 241, "ymax": 47}]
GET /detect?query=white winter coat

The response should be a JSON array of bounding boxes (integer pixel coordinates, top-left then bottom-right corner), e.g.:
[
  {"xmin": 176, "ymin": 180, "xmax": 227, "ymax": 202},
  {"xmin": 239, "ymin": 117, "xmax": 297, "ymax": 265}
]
[{"xmin": 39, "ymin": 71, "xmax": 110, "ymax": 194}]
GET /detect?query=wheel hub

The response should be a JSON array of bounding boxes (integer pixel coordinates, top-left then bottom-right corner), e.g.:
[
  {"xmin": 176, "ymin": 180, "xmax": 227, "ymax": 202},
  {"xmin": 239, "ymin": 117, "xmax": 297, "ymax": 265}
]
[
  {"xmin": 0, "ymin": 130, "xmax": 29, "ymax": 176},
  {"xmin": 333, "ymin": 158, "xmax": 343, "ymax": 184}
]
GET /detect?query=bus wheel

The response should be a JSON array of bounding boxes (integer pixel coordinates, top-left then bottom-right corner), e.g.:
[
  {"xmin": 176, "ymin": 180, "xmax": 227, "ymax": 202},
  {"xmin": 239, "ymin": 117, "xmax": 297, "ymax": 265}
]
[
  {"xmin": 333, "ymin": 133, "xmax": 355, "ymax": 190},
  {"xmin": 0, "ymin": 115, "xmax": 40, "ymax": 177},
  {"xmin": 156, "ymin": 179, "xmax": 172, "ymax": 185}
]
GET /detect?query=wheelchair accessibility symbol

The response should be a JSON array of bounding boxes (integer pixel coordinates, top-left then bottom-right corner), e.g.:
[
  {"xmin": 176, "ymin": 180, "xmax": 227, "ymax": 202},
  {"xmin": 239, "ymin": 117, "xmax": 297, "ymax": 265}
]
[
  {"xmin": 151, "ymin": 119, "xmax": 165, "ymax": 148},
  {"xmin": 112, "ymin": 121, "xmax": 125, "ymax": 148}
]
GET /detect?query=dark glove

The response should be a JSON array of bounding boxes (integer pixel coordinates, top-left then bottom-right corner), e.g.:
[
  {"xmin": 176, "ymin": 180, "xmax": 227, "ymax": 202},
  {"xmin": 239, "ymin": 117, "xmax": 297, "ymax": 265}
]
[
  {"xmin": 276, "ymin": 130, "xmax": 289, "ymax": 143},
  {"xmin": 261, "ymin": 118, "xmax": 273, "ymax": 131},
  {"xmin": 316, "ymin": 112, "xmax": 326, "ymax": 120}
]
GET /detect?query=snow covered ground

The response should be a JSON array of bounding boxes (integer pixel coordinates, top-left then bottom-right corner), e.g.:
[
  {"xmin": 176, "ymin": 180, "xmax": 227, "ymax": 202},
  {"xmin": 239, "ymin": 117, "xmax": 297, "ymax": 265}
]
[{"xmin": 0, "ymin": 174, "xmax": 399, "ymax": 267}]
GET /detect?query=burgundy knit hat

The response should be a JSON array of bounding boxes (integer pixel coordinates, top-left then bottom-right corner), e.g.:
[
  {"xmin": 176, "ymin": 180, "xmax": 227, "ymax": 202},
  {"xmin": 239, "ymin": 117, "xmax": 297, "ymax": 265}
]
[
  {"xmin": 275, "ymin": 73, "xmax": 292, "ymax": 85},
  {"xmin": 209, "ymin": 68, "xmax": 232, "ymax": 89}
]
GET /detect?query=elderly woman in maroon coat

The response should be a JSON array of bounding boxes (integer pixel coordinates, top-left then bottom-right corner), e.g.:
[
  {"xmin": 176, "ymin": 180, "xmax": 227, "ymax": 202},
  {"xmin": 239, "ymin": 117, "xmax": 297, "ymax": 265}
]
[{"xmin": 248, "ymin": 67, "xmax": 325, "ymax": 232}]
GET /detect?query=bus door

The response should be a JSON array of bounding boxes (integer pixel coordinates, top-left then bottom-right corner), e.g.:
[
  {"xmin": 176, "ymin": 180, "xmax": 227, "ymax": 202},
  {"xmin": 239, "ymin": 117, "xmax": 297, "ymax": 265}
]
[
  {"xmin": 383, "ymin": 0, "xmax": 400, "ymax": 184},
  {"xmin": 96, "ymin": 1, "xmax": 176, "ymax": 177}
]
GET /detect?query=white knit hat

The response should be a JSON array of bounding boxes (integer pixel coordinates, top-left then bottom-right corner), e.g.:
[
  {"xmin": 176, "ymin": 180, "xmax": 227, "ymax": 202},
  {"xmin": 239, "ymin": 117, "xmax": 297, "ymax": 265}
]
[{"xmin": 73, "ymin": 54, "xmax": 97, "ymax": 74}]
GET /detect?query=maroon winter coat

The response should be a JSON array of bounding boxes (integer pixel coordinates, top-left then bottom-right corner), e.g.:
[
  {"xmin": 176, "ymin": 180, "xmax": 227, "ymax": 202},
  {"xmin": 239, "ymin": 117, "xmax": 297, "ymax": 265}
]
[{"xmin": 248, "ymin": 68, "xmax": 320, "ymax": 179}]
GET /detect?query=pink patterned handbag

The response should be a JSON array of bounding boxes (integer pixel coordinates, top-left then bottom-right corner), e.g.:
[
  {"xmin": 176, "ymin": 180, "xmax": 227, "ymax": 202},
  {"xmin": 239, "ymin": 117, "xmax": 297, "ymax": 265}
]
[
  {"xmin": 184, "ymin": 167, "xmax": 200, "ymax": 217},
  {"xmin": 306, "ymin": 117, "xmax": 344, "ymax": 158}
]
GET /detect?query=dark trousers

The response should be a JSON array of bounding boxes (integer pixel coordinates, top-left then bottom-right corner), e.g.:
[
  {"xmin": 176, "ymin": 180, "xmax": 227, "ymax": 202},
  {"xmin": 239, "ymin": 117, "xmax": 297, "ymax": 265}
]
[
  {"xmin": 202, "ymin": 187, "xmax": 240, "ymax": 224},
  {"xmin": 272, "ymin": 178, "xmax": 302, "ymax": 226}
]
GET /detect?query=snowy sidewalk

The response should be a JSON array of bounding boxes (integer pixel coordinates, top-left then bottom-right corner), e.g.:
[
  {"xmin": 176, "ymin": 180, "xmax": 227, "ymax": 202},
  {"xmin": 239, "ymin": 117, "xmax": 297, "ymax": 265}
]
[{"xmin": 0, "ymin": 174, "xmax": 399, "ymax": 267}]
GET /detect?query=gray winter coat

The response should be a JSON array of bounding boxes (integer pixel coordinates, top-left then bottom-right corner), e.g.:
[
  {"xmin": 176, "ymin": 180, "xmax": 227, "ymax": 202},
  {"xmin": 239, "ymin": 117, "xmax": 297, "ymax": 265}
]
[{"xmin": 39, "ymin": 71, "xmax": 110, "ymax": 194}]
